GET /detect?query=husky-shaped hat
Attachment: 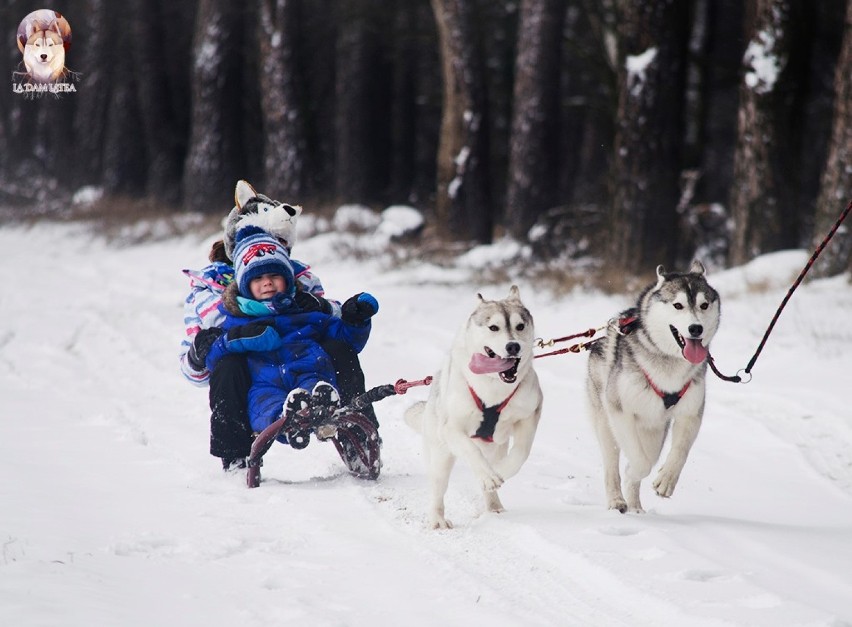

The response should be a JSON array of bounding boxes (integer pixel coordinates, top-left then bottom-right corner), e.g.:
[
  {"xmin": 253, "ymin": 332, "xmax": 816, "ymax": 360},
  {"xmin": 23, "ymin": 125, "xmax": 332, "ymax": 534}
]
[{"xmin": 223, "ymin": 180, "xmax": 302, "ymax": 262}]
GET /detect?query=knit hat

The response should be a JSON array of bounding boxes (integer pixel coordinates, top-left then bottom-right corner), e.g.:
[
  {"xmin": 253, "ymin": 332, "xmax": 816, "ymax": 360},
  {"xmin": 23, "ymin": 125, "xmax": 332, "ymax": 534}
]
[
  {"xmin": 223, "ymin": 180, "xmax": 302, "ymax": 262},
  {"xmin": 233, "ymin": 226, "xmax": 296, "ymax": 300}
]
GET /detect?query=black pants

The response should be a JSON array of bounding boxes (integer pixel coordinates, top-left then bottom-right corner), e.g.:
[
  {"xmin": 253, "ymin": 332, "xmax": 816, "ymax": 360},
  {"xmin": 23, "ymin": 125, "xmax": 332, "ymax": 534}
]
[
  {"xmin": 321, "ymin": 338, "xmax": 378, "ymax": 428},
  {"xmin": 209, "ymin": 354, "xmax": 253, "ymax": 459},
  {"xmin": 208, "ymin": 341, "xmax": 376, "ymax": 460}
]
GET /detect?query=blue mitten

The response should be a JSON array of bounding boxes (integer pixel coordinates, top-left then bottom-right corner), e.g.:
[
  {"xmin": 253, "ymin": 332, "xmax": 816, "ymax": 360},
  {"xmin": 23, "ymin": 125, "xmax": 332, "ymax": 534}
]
[
  {"xmin": 225, "ymin": 320, "xmax": 282, "ymax": 353},
  {"xmin": 341, "ymin": 293, "xmax": 378, "ymax": 325}
]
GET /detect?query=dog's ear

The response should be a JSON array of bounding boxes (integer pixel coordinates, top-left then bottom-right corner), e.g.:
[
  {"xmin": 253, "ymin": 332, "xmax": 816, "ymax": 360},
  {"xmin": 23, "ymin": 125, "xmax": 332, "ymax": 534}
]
[
  {"xmin": 655, "ymin": 265, "xmax": 666, "ymax": 288},
  {"xmin": 477, "ymin": 293, "xmax": 485, "ymax": 303},
  {"xmin": 507, "ymin": 285, "xmax": 521, "ymax": 302},
  {"xmin": 234, "ymin": 180, "xmax": 257, "ymax": 211},
  {"xmin": 689, "ymin": 260, "xmax": 706, "ymax": 276}
]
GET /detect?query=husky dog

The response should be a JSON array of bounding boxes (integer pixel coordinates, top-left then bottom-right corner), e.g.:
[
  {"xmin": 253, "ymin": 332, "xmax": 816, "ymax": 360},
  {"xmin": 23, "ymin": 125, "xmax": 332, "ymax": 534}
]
[
  {"xmin": 587, "ymin": 261, "xmax": 720, "ymax": 513},
  {"xmin": 16, "ymin": 10, "xmax": 72, "ymax": 84},
  {"xmin": 223, "ymin": 180, "xmax": 302, "ymax": 261},
  {"xmin": 405, "ymin": 286, "xmax": 543, "ymax": 529},
  {"xmin": 23, "ymin": 30, "xmax": 65, "ymax": 83}
]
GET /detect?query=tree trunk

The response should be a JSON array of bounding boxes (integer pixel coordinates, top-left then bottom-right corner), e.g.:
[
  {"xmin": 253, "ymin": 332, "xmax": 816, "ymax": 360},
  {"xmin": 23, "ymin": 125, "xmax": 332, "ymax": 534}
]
[
  {"xmin": 387, "ymin": 1, "xmax": 441, "ymax": 205},
  {"xmin": 71, "ymin": 0, "xmax": 111, "ymax": 187},
  {"xmin": 610, "ymin": 0, "xmax": 688, "ymax": 270},
  {"xmin": 431, "ymin": 0, "xmax": 493, "ymax": 243},
  {"xmin": 811, "ymin": 0, "xmax": 852, "ymax": 277},
  {"xmin": 335, "ymin": 0, "xmax": 386, "ymax": 203},
  {"xmin": 728, "ymin": 0, "xmax": 795, "ymax": 265},
  {"xmin": 128, "ymin": 0, "xmax": 184, "ymax": 204},
  {"xmin": 258, "ymin": 0, "xmax": 307, "ymax": 199},
  {"xmin": 102, "ymin": 70, "xmax": 147, "ymax": 195},
  {"xmin": 183, "ymin": 0, "xmax": 246, "ymax": 213},
  {"xmin": 505, "ymin": 0, "xmax": 565, "ymax": 240},
  {"xmin": 695, "ymin": 0, "xmax": 746, "ymax": 205}
]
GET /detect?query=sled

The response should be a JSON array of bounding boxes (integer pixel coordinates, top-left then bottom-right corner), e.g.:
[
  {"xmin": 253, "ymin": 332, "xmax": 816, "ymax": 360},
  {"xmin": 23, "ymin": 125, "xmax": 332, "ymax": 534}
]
[{"xmin": 245, "ymin": 382, "xmax": 402, "ymax": 488}]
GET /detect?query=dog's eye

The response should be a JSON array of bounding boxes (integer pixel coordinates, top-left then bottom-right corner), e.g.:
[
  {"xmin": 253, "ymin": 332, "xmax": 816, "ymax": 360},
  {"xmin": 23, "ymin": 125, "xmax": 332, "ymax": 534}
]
[
  {"xmin": 700, "ymin": 302, "xmax": 709, "ymax": 310},
  {"xmin": 489, "ymin": 325, "xmax": 499, "ymax": 332},
  {"xmin": 516, "ymin": 323, "xmax": 525, "ymax": 331},
  {"xmin": 673, "ymin": 303, "xmax": 684, "ymax": 310}
]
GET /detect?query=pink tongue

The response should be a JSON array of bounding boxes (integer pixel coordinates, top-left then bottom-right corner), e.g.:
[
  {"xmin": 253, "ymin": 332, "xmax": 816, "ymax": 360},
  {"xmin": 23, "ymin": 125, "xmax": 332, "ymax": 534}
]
[
  {"xmin": 682, "ymin": 339, "xmax": 708, "ymax": 364},
  {"xmin": 469, "ymin": 353, "xmax": 516, "ymax": 374}
]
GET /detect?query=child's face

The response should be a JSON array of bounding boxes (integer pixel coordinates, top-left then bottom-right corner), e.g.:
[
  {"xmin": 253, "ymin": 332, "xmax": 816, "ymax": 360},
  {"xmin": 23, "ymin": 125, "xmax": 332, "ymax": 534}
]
[{"xmin": 250, "ymin": 273, "xmax": 287, "ymax": 300}]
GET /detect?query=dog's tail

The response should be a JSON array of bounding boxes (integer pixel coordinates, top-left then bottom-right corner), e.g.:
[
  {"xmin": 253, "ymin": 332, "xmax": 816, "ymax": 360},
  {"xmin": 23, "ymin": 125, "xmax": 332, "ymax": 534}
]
[{"xmin": 403, "ymin": 401, "xmax": 426, "ymax": 434}]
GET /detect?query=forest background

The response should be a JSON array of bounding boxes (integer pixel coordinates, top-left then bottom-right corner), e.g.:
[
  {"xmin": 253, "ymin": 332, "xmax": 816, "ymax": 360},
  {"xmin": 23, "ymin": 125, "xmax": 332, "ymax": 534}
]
[{"xmin": 1, "ymin": 0, "xmax": 850, "ymax": 280}]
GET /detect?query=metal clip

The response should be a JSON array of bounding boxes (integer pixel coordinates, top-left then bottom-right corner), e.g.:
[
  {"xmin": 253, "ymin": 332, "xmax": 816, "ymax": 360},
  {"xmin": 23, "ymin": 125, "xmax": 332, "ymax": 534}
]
[{"xmin": 608, "ymin": 317, "xmax": 625, "ymax": 335}]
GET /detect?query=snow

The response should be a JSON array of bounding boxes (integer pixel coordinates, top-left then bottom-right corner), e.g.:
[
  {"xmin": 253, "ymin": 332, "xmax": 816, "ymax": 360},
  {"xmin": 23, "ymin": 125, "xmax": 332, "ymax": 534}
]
[
  {"xmin": 71, "ymin": 186, "xmax": 103, "ymax": 206},
  {"xmin": 744, "ymin": 31, "xmax": 782, "ymax": 95},
  {"xmin": 626, "ymin": 47, "xmax": 657, "ymax": 96},
  {"xmin": 2, "ymin": 221, "xmax": 852, "ymax": 626},
  {"xmin": 376, "ymin": 206, "xmax": 425, "ymax": 240},
  {"xmin": 331, "ymin": 204, "xmax": 381, "ymax": 233}
]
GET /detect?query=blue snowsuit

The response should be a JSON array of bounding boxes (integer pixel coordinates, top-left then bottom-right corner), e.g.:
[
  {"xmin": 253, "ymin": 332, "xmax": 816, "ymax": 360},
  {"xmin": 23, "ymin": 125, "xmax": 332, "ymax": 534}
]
[{"xmin": 206, "ymin": 285, "xmax": 371, "ymax": 434}]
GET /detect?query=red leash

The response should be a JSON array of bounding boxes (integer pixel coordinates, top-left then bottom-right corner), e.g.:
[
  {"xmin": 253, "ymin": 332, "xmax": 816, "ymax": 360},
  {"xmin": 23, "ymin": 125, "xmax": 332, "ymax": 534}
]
[{"xmin": 711, "ymin": 199, "xmax": 852, "ymax": 383}]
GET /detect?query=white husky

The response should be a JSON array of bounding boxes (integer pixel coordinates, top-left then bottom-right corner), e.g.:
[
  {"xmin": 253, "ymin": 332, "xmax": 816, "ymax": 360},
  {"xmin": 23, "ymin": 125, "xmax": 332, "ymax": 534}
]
[
  {"xmin": 405, "ymin": 286, "xmax": 543, "ymax": 529},
  {"xmin": 587, "ymin": 261, "xmax": 720, "ymax": 513},
  {"xmin": 23, "ymin": 29, "xmax": 66, "ymax": 83}
]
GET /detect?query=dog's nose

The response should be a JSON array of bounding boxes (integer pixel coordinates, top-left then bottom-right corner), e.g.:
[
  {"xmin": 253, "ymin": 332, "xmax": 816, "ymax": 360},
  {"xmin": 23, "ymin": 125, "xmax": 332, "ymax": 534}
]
[
  {"xmin": 40, "ymin": 54, "xmax": 47, "ymax": 61},
  {"xmin": 688, "ymin": 324, "xmax": 703, "ymax": 337},
  {"xmin": 505, "ymin": 342, "xmax": 520, "ymax": 356}
]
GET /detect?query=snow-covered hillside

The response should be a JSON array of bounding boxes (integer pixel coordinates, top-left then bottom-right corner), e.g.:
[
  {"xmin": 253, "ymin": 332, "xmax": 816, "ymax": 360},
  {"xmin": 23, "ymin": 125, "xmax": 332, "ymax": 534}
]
[{"xmin": 1, "ymin": 222, "xmax": 851, "ymax": 626}]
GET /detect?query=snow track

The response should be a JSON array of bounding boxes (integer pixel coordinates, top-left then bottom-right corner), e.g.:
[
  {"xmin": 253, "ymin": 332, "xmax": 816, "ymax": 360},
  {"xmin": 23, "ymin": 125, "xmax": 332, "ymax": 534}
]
[{"xmin": 1, "ymin": 225, "xmax": 851, "ymax": 626}]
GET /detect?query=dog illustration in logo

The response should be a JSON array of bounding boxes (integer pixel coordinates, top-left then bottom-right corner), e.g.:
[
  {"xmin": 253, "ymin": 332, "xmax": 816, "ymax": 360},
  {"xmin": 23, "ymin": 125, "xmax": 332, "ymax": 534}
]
[{"xmin": 16, "ymin": 10, "xmax": 72, "ymax": 84}]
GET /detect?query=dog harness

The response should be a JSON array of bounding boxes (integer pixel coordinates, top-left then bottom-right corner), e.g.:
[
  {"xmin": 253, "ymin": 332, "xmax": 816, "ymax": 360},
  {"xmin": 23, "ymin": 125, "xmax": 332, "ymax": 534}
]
[
  {"xmin": 468, "ymin": 385, "xmax": 519, "ymax": 442},
  {"xmin": 642, "ymin": 371, "xmax": 691, "ymax": 409}
]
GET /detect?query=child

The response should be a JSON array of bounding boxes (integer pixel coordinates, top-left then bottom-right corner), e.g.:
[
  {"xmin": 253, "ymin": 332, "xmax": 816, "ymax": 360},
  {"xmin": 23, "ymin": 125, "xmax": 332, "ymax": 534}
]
[
  {"xmin": 181, "ymin": 181, "xmax": 364, "ymax": 471},
  {"xmin": 202, "ymin": 225, "xmax": 380, "ymax": 475}
]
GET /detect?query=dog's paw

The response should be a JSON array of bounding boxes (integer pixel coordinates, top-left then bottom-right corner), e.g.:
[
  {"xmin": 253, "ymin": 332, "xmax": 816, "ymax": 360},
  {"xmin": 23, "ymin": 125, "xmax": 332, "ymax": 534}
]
[
  {"xmin": 652, "ymin": 469, "xmax": 680, "ymax": 498},
  {"xmin": 608, "ymin": 498, "xmax": 628, "ymax": 514},
  {"xmin": 627, "ymin": 503, "xmax": 646, "ymax": 514},
  {"xmin": 430, "ymin": 515, "xmax": 454, "ymax": 530},
  {"xmin": 485, "ymin": 491, "xmax": 504, "ymax": 513},
  {"xmin": 479, "ymin": 471, "xmax": 504, "ymax": 492}
]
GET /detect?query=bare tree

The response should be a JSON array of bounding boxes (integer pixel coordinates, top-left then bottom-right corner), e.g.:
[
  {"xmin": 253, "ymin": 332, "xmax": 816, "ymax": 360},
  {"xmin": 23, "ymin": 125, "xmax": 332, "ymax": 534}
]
[
  {"xmin": 335, "ymin": 0, "xmax": 386, "ymax": 203},
  {"xmin": 811, "ymin": 0, "xmax": 852, "ymax": 277},
  {"xmin": 128, "ymin": 0, "xmax": 186, "ymax": 204},
  {"xmin": 431, "ymin": 0, "xmax": 493, "ymax": 243},
  {"xmin": 258, "ymin": 0, "xmax": 307, "ymax": 199},
  {"xmin": 610, "ymin": 0, "xmax": 688, "ymax": 269},
  {"xmin": 505, "ymin": 0, "xmax": 565, "ymax": 240},
  {"xmin": 728, "ymin": 0, "xmax": 795, "ymax": 265},
  {"xmin": 183, "ymin": 0, "xmax": 246, "ymax": 213}
]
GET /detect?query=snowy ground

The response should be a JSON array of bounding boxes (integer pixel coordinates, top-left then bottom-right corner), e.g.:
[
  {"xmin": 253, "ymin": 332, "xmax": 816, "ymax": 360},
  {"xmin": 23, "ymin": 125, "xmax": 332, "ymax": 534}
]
[{"xmin": 1, "ymin": 221, "xmax": 851, "ymax": 626}]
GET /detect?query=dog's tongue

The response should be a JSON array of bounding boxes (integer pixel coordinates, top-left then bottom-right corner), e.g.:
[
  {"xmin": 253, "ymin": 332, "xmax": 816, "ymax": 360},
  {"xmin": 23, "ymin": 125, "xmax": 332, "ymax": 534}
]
[
  {"xmin": 682, "ymin": 339, "xmax": 708, "ymax": 364},
  {"xmin": 469, "ymin": 353, "xmax": 516, "ymax": 374}
]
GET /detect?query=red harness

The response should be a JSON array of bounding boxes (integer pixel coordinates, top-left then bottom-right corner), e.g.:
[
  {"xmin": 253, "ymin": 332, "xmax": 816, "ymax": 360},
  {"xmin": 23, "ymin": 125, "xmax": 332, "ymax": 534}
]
[
  {"xmin": 642, "ymin": 371, "xmax": 692, "ymax": 409},
  {"xmin": 468, "ymin": 385, "xmax": 519, "ymax": 442}
]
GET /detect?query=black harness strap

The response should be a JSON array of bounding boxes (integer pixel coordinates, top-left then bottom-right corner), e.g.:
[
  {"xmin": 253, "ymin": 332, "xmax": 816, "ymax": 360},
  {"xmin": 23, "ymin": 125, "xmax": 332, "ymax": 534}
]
[{"xmin": 468, "ymin": 385, "xmax": 519, "ymax": 442}]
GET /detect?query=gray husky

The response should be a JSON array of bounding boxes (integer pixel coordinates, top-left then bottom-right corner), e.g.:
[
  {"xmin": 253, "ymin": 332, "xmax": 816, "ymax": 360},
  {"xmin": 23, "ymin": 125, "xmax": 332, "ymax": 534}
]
[
  {"xmin": 587, "ymin": 261, "xmax": 720, "ymax": 513},
  {"xmin": 405, "ymin": 286, "xmax": 543, "ymax": 529}
]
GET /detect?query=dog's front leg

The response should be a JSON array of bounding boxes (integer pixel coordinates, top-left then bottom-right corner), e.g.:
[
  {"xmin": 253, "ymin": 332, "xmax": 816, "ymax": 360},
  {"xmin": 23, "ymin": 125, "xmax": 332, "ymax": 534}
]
[
  {"xmin": 592, "ymin": 410, "xmax": 628, "ymax": 513},
  {"xmin": 491, "ymin": 410, "xmax": 541, "ymax": 482},
  {"xmin": 428, "ymin": 447, "xmax": 456, "ymax": 529},
  {"xmin": 653, "ymin": 411, "xmax": 702, "ymax": 498},
  {"xmin": 443, "ymin": 426, "xmax": 504, "ymax": 492}
]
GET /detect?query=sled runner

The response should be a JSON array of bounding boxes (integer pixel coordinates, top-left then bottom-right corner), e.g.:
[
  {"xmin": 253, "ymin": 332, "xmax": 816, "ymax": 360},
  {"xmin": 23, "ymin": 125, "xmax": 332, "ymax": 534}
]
[{"xmin": 245, "ymin": 383, "xmax": 399, "ymax": 488}]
